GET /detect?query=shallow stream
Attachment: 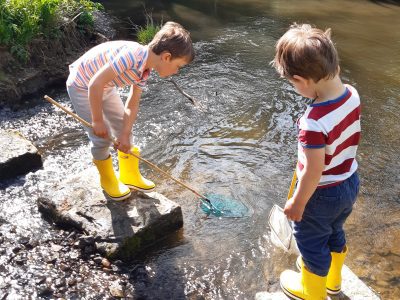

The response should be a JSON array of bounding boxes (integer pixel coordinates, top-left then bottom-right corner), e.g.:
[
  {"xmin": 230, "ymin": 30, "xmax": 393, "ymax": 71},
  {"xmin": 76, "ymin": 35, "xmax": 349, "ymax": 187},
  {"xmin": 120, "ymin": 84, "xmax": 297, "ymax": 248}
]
[{"xmin": 1, "ymin": 0, "xmax": 399, "ymax": 299}]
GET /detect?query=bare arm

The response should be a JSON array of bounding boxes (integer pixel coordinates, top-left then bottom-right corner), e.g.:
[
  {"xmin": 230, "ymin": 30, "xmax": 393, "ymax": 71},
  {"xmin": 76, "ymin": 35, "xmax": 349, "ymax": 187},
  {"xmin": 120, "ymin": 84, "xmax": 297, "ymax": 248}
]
[
  {"xmin": 88, "ymin": 63, "xmax": 117, "ymax": 138},
  {"xmin": 115, "ymin": 85, "xmax": 142, "ymax": 153},
  {"xmin": 284, "ymin": 147, "xmax": 325, "ymax": 221}
]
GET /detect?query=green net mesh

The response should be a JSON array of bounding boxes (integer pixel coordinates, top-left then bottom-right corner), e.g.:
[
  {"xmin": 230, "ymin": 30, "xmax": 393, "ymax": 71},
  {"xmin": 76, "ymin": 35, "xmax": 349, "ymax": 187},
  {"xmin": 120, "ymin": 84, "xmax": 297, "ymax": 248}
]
[{"xmin": 200, "ymin": 193, "xmax": 249, "ymax": 217}]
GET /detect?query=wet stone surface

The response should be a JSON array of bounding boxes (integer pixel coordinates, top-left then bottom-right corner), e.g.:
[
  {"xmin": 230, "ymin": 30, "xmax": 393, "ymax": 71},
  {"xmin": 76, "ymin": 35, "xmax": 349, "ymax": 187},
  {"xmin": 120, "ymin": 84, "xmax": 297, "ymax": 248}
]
[
  {"xmin": 0, "ymin": 130, "xmax": 42, "ymax": 181},
  {"xmin": 36, "ymin": 167, "xmax": 183, "ymax": 260}
]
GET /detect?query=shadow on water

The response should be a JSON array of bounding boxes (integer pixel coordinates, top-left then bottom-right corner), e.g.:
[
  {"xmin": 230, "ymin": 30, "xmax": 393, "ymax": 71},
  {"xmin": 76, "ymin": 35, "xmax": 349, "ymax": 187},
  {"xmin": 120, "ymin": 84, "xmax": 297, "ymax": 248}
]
[
  {"xmin": 125, "ymin": 230, "xmax": 187, "ymax": 299},
  {"xmin": 105, "ymin": 199, "xmax": 187, "ymax": 299}
]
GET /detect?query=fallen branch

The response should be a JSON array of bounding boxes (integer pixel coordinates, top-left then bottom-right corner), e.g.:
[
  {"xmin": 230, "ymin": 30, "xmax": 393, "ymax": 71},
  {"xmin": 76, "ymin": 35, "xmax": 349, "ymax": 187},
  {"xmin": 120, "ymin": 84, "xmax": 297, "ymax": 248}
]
[{"xmin": 168, "ymin": 79, "xmax": 199, "ymax": 107}]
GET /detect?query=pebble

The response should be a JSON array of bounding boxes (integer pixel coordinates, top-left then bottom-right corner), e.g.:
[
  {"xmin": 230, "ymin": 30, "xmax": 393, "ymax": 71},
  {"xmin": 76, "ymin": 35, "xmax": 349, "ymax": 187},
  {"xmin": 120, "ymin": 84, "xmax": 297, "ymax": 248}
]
[
  {"xmin": 109, "ymin": 281, "xmax": 124, "ymax": 298},
  {"xmin": 37, "ymin": 285, "xmax": 53, "ymax": 297},
  {"xmin": 67, "ymin": 278, "xmax": 77, "ymax": 286},
  {"xmin": 51, "ymin": 244, "xmax": 63, "ymax": 252},
  {"xmin": 93, "ymin": 256, "xmax": 102, "ymax": 264},
  {"xmin": 35, "ymin": 276, "xmax": 46, "ymax": 285},
  {"xmin": 18, "ymin": 237, "xmax": 30, "ymax": 245},
  {"xmin": 59, "ymin": 263, "xmax": 71, "ymax": 272},
  {"xmin": 12, "ymin": 246, "xmax": 21, "ymax": 254},
  {"xmin": 102, "ymin": 258, "xmax": 111, "ymax": 268},
  {"xmin": 55, "ymin": 278, "xmax": 66, "ymax": 288}
]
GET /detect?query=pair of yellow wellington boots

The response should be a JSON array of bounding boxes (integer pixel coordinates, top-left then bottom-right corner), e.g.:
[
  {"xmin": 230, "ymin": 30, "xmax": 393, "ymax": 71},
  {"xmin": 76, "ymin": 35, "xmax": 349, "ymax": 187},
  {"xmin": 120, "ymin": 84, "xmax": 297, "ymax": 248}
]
[
  {"xmin": 93, "ymin": 146, "xmax": 155, "ymax": 201},
  {"xmin": 280, "ymin": 246, "xmax": 348, "ymax": 299}
]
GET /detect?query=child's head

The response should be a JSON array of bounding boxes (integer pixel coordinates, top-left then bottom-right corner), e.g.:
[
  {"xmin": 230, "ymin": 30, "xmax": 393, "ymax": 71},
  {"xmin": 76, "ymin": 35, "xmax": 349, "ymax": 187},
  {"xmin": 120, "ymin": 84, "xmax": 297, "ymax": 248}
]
[
  {"xmin": 149, "ymin": 21, "xmax": 195, "ymax": 77},
  {"xmin": 272, "ymin": 23, "xmax": 339, "ymax": 84}
]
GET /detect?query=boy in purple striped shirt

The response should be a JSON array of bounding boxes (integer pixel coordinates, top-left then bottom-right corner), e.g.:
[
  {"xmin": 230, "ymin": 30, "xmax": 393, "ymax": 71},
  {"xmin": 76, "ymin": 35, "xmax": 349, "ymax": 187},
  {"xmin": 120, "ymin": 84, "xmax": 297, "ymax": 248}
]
[
  {"xmin": 272, "ymin": 23, "xmax": 361, "ymax": 299},
  {"xmin": 66, "ymin": 22, "xmax": 194, "ymax": 201}
]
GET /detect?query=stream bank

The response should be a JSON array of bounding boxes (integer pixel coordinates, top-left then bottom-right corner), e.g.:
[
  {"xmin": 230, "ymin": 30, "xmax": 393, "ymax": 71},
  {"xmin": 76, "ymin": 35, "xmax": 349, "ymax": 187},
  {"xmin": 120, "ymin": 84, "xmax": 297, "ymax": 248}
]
[{"xmin": 0, "ymin": 10, "xmax": 115, "ymax": 109}]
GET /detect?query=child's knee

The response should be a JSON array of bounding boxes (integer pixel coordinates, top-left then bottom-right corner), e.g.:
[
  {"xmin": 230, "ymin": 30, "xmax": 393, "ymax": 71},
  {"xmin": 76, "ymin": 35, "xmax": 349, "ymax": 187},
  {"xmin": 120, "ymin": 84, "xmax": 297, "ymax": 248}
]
[{"xmin": 91, "ymin": 145, "xmax": 112, "ymax": 161}]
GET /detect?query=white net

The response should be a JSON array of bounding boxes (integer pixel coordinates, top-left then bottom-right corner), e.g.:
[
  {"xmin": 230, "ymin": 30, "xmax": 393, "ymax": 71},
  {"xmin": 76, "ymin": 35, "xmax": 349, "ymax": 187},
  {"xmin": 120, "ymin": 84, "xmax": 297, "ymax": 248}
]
[{"xmin": 268, "ymin": 204, "xmax": 299, "ymax": 254}]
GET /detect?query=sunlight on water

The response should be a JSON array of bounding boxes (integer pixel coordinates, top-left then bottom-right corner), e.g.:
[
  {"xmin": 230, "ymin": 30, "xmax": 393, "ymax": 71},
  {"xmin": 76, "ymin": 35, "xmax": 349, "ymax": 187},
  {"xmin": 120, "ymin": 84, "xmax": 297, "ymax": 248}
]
[{"xmin": 1, "ymin": 1, "xmax": 399, "ymax": 298}]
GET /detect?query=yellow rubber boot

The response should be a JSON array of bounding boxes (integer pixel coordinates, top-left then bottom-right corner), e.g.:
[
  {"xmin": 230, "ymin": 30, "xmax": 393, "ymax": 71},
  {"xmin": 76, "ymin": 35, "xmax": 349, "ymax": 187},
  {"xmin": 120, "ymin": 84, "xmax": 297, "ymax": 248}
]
[
  {"xmin": 118, "ymin": 146, "xmax": 155, "ymax": 192},
  {"xmin": 93, "ymin": 156, "xmax": 131, "ymax": 201},
  {"xmin": 326, "ymin": 246, "xmax": 348, "ymax": 295},
  {"xmin": 280, "ymin": 264, "xmax": 328, "ymax": 300}
]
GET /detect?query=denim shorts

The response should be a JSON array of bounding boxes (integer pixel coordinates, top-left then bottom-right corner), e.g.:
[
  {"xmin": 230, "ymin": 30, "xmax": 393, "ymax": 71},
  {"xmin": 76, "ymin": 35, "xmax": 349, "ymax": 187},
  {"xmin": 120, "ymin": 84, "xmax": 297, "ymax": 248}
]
[{"xmin": 293, "ymin": 171, "xmax": 360, "ymax": 276}]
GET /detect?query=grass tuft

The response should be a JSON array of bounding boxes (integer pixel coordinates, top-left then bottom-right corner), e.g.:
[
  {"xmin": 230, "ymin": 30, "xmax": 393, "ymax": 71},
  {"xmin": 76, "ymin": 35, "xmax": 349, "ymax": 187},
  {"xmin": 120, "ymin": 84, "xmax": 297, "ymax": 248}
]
[{"xmin": 131, "ymin": 12, "xmax": 161, "ymax": 45}]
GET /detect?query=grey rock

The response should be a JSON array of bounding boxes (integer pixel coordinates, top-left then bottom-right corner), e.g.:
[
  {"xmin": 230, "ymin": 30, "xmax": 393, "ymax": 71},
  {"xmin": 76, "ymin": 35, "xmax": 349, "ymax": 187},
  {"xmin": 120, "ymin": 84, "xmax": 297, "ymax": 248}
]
[
  {"xmin": 37, "ymin": 167, "xmax": 183, "ymax": 260},
  {"xmin": 0, "ymin": 130, "xmax": 42, "ymax": 180}
]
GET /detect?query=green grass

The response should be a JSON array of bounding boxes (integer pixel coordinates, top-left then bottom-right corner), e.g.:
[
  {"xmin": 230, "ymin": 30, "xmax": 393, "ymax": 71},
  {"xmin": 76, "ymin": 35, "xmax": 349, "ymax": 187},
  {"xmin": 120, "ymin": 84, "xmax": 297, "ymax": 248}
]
[
  {"xmin": 0, "ymin": 0, "xmax": 103, "ymax": 62},
  {"xmin": 135, "ymin": 13, "xmax": 161, "ymax": 45},
  {"xmin": 137, "ymin": 24, "xmax": 160, "ymax": 45}
]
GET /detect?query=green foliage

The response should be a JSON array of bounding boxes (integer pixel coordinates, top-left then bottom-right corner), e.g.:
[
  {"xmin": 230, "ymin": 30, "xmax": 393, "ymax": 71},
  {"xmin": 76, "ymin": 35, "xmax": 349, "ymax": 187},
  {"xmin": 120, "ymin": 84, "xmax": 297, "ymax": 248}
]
[
  {"xmin": 77, "ymin": 11, "xmax": 94, "ymax": 31},
  {"xmin": 0, "ymin": 0, "xmax": 103, "ymax": 62},
  {"xmin": 137, "ymin": 24, "xmax": 160, "ymax": 45},
  {"xmin": 135, "ymin": 13, "xmax": 161, "ymax": 45}
]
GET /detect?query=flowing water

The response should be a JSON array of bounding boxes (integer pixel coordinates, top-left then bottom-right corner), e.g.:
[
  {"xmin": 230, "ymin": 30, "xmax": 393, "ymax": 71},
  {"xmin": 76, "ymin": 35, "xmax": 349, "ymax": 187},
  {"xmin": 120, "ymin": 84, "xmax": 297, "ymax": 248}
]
[{"xmin": 1, "ymin": 0, "xmax": 399, "ymax": 299}]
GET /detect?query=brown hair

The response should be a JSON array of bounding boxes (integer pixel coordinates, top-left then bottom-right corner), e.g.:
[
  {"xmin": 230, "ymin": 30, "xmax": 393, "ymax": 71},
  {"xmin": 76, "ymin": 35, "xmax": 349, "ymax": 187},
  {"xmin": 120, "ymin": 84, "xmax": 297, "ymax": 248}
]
[
  {"xmin": 272, "ymin": 23, "xmax": 339, "ymax": 82},
  {"xmin": 148, "ymin": 21, "xmax": 195, "ymax": 62}
]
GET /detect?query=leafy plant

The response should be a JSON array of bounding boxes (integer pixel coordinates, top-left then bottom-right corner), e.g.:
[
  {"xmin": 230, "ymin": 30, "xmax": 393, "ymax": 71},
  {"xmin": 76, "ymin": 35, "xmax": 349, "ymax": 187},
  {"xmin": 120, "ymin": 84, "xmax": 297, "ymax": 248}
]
[
  {"xmin": 0, "ymin": 0, "xmax": 103, "ymax": 62},
  {"xmin": 132, "ymin": 12, "xmax": 162, "ymax": 45}
]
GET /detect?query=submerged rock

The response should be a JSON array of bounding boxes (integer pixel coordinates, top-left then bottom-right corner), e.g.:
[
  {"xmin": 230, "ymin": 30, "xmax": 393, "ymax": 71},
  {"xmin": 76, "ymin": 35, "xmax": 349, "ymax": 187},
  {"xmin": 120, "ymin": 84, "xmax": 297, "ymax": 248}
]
[
  {"xmin": 0, "ymin": 129, "xmax": 42, "ymax": 181},
  {"xmin": 37, "ymin": 167, "xmax": 183, "ymax": 260}
]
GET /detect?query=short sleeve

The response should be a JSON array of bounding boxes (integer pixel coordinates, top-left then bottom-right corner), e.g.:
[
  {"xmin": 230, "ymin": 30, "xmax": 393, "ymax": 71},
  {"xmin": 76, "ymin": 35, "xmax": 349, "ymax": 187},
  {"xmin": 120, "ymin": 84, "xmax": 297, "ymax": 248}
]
[
  {"xmin": 110, "ymin": 47, "xmax": 136, "ymax": 76},
  {"xmin": 298, "ymin": 118, "xmax": 326, "ymax": 149}
]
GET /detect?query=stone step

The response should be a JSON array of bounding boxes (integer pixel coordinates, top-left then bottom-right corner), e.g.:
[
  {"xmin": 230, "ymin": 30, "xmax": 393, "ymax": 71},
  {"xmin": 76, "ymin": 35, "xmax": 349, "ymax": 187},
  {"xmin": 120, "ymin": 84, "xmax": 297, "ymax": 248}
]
[{"xmin": 37, "ymin": 167, "xmax": 183, "ymax": 260}]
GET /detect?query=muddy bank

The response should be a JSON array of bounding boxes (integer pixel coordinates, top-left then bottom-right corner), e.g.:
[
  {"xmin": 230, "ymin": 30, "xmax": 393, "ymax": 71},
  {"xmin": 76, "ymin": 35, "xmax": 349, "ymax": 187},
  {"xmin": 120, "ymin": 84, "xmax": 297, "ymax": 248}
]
[{"xmin": 0, "ymin": 11, "xmax": 116, "ymax": 109}]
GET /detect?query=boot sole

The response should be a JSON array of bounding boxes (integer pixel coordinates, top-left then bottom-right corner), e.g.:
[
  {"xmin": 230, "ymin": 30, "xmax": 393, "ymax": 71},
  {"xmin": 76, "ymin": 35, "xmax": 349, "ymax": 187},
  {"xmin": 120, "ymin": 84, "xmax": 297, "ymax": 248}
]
[
  {"xmin": 327, "ymin": 288, "xmax": 341, "ymax": 295},
  {"xmin": 105, "ymin": 191, "xmax": 131, "ymax": 201},
  {"xmin": 126, "ymin": 184, "xmax": 155, "ymax": 192},
  {"xmin": 280, "ymin": 283, "xmax": 305, "ymax": 300}
]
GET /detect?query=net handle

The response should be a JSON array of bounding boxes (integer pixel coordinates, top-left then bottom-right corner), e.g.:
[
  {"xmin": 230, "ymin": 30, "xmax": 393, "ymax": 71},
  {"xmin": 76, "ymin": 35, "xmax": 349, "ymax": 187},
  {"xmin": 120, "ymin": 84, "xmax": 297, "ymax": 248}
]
[{"xmin": 287, "ymin": 169, "xmax": 297, "ymax": 200}]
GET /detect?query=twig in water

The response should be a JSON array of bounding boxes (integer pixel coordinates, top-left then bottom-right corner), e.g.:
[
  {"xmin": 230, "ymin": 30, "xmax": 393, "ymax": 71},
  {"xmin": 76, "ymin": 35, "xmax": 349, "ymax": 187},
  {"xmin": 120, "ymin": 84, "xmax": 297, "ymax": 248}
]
[{"xmin": 168, "ymin": 79, "xmax": 200, "ymax": 107}]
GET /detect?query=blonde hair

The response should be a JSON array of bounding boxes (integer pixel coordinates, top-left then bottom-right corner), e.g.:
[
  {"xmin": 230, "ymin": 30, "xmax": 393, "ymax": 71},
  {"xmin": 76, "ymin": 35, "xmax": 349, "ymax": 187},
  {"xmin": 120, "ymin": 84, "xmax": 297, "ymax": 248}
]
[
  {"xmin": 272, "ymin": 23, "xmax": 339, "ymax": 82},
  {"xmin": 148, "ymin": 21, "xmax": 195, "ymax": 62}
]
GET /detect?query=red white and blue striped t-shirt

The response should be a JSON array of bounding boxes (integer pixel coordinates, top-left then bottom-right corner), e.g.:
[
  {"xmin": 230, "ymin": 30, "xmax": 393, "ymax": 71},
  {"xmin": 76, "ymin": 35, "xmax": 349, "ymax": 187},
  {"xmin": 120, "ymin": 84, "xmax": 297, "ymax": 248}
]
[
  {"xmin": 296, "ymin": 84, "xmax": 361, "ymax": 188},
  {"xmin": 66, "ymin": 41, "xmax": 150, "ymax": 90}
]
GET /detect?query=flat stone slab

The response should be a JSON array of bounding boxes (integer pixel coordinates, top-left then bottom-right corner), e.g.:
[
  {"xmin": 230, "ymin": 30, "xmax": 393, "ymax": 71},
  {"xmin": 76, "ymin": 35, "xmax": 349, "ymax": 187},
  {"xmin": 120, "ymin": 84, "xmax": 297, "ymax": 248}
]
[
  {"xmin": 255, "ymin": 265, "xmax": 380, "ymax": 299},
  {"xmin": 0, "ymin": 129, "xmax": 42, "ymax": 180},
  {"xmin": 37, "ymin": 167, "xmax": 183, "ymax": 260}
]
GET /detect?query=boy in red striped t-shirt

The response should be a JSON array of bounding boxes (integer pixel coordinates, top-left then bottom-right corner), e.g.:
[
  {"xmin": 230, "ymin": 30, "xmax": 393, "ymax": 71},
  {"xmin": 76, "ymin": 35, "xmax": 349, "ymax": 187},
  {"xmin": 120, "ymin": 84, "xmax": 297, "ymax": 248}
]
[
  {"xmin": 66, "ymin": 22, "xmax": 194, "ymax": 201},
  {"xmin": 272, "ymin": 23, "xmax": 360, "ymax": 299}
]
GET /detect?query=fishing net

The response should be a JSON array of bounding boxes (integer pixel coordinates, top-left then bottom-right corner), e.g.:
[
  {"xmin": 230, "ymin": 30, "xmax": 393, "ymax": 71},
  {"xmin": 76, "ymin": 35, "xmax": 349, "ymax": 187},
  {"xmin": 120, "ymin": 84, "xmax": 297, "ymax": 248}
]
[
  {"xmin": 200, "ymin": 193, "xmax": 249, "ymax": 218},
  {"xmin": 268, "ymin": 204, "xmax": 299, "ymax": 254}
]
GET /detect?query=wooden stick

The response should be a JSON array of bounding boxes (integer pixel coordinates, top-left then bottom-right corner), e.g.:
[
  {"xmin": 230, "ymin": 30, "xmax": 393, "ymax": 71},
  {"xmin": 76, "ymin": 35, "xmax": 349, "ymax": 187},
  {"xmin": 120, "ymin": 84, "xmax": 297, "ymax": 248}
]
[
  {"xmin": 44, "ymin": 95, "xmax": 214, "ymax": 207},
  {"xmin": 168, "ymin": 79, "xmax": 199, "ymax": 106},
  {"xmin": 287, "ymin": 169, "xmax": 297, "ymax": 200}
]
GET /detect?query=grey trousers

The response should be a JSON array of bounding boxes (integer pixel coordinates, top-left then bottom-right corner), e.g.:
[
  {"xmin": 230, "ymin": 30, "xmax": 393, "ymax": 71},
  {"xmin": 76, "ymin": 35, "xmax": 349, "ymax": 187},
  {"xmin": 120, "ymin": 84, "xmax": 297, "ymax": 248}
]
[{"xmin": 66, "ymin": 84, "xmax": 129, "ymax": 160}]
